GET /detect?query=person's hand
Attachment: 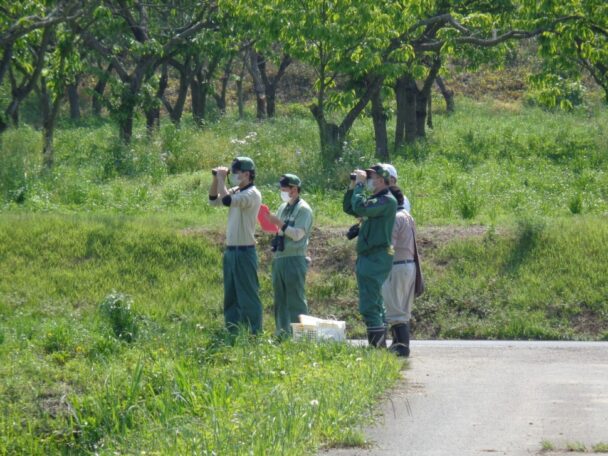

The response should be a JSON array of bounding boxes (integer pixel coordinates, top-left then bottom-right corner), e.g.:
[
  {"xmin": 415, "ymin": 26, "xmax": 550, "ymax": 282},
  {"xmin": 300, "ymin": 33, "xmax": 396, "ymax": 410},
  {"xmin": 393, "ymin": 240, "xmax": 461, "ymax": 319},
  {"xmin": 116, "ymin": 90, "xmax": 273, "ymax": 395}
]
[
  {"xmin": 264, "ymin": 212, "xmax": 283, "ymax": 228},
  {"xmin": 354, "ymin": 169, "xmax": 367, "ymax": 185}
]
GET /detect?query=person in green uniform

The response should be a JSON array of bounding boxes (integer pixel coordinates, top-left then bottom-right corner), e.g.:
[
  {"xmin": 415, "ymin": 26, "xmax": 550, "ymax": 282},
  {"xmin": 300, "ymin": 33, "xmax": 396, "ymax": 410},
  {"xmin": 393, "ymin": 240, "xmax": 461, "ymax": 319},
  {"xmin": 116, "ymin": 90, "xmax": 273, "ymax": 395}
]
[
  {"xmin": 263, "ymin": 174, "xmax": 314, "ymax": 337},
  {"xmin": 209, "ymin": 157, "xmax": 263, "ymax": 335},
  {"xmin": 343, "ymin": 164, "xmax": 396, "ymax": 347}
]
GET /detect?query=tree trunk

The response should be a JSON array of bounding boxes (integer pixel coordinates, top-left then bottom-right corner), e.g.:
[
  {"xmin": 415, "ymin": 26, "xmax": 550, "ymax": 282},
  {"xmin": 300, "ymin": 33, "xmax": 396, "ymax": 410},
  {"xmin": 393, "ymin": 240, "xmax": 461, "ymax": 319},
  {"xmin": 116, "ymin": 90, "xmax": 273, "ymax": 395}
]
[
  {"xmin": 92, "ymin": 63, "xmax": 112, "ymax": 117},
  {"xmin": 40, "ymin": 76, "xmax": 62, "ymax": 169},
  {"xmin": 404, "ymin": 77, "xmax": 418, "ymax": 143},
  {"xmin": 266, "ymin": 88, "xmax": 277, "ymax": 118},
  {"xmin": 191, "ymin": 78, "xmax": 204, "ymax": 126},
  {"xmin": 311, "ymin": 74, "xmax": 384, "ymax": 163},
  {"xmin": 170, "ymin": 72, "xmax": 189, "ymax": 125},
  {"xmin": 259, "ymin": 53, "xmax": 291, "ymax": 118},
  {"xmin": 394, "ymin": 76, "xmax": 407, "ymax": 150},
  {"xmin": 247, "ymin": 50, "xmax": 266, "ymax": 120},
  {"xmin": 7, "ymin": 100, "xmax": 20, "ymax": 127},
  {"xmin": 146, "ymin": 64, "xmax": 168, "ymax": 134},
  {"xmin": 67, "ymin": 81, "xmax": 80, "ymax": 120},
  {"xmin": 40, "ymin": 85, "xmax": 54, "ymax": 169},
  {"xmin": 435, "ymin": 76, "xmax": 455, "ymax": 113},
  {"xmin": 427, "ymin": 95, "xmax": 433, "ymax": 129},
  {"xmin": 213, "ymin": 57, "xmax": 230, "ymax": 115},
  {"xmin": 237, "ymin": 76, "xmax": 244, "ymax": 119},
  {"xmin": 0, "ymin": 44, "xmax": 13, "ymax": 87},
  {"xmin": 371, "ymin": 87, "xmax": 389, "ymax": 161},
  {"xmin": 415, "ymin": 58, "xmax": 442, "ymax": 138},
  {"xmin": 310, "ymin": 104, "xmax": 342, "ymax": 163},
  {"xmin": 120, "ymin": 110, "xmax": 134, "ymax": 144},
  {"xmin": 415, "ymin": 90, "xmax": 428, "ymax": 138},
  {"xmin": 42, "ymin": 122, "xmax": 54, "ymax": 169}
]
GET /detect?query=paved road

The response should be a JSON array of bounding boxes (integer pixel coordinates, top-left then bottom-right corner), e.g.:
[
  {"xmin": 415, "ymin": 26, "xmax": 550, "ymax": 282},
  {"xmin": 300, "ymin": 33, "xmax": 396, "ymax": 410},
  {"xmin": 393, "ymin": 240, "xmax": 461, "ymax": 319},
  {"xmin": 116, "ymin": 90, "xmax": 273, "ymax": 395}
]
[{"xmin": 321, "ymin": 340, "xmax": 608, "ymax": 456}]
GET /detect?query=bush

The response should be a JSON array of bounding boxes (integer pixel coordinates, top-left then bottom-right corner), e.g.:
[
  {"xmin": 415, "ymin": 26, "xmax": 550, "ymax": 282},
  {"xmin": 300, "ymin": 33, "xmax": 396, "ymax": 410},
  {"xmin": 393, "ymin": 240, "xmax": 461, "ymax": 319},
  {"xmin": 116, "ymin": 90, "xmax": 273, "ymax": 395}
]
[
  {"xmin": 525, "ymin": 76, "xmax": 586, "ymax": 111},
  {"xmin": 569, "ymin": 192, "xmax": 583, "ymax": 214},
  {"xmin": 456, "ymin": 186, "xmax": 482, "ymax": 219},
  {"xmin": 42, "ymin": 323, "xmax": 73, "ymax": 354},
  {"xmin": 99, "ymin": 292, "xmax": 138, "ymax": 342}
]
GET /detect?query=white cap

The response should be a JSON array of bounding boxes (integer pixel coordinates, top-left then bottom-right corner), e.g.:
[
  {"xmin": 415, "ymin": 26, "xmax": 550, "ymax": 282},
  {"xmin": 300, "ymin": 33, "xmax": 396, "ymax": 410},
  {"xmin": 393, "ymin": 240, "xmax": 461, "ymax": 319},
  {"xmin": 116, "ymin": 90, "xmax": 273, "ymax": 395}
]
[{"xmin": 383, "ymin": 163, "xmax": 398, "ymax": 180}]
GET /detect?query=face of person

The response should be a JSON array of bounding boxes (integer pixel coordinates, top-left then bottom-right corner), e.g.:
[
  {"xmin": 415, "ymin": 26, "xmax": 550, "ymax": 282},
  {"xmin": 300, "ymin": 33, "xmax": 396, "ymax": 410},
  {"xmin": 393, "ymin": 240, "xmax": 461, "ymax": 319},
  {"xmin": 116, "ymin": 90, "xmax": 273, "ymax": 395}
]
[
  {"xmin": 280, "ymin": 186, "xmax": 298, "ymax": 202},
  {"xmin": 230, "ymin": 170, "xmax": 250, "ymax": 187},
  {"xmin": 368, "ymin": 172, "xmax": 384, "ymax": 192}
]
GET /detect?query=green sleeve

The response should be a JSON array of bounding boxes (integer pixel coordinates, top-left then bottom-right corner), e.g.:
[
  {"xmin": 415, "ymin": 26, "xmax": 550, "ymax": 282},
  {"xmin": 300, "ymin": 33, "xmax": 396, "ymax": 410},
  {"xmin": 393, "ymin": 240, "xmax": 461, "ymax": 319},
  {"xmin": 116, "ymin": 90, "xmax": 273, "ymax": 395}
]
[
  {"xmin": 343, "ymin": 189, "xmax": 356, "ymax": 216},
  {"xmin": 352, "ymin": 186, "xmax": 394, "ymax": 218}
]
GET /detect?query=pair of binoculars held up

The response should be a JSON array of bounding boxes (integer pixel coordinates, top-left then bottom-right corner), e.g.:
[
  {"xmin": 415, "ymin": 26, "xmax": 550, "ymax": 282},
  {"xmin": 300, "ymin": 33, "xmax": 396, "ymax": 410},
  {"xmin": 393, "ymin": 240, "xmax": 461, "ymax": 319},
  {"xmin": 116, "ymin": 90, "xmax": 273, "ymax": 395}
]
[
  {"xmin": 211, "ymin": 169, "xmax": 231, "ymax": 176},
  {"xmin": 349, "ymin": 170, "xmax": 371, "ymax": 180}
]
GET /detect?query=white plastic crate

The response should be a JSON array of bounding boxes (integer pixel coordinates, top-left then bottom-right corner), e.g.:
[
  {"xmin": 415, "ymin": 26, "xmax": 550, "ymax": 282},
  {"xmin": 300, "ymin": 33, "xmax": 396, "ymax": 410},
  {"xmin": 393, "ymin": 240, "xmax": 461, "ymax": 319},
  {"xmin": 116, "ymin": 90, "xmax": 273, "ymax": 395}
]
[{"xmin": 291, "ymin": 315, "xmax": 346, "ymax": 342}]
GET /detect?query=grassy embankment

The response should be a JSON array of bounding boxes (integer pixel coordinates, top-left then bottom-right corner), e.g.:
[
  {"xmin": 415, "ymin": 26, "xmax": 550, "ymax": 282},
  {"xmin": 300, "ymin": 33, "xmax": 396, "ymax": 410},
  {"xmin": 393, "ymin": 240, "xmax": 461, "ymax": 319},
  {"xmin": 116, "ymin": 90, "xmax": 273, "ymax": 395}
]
[
  {"xmin": 0, "ymin": 214, "xmax": 401, "ymax": 454},
  {"xmin": 1, "ymin": 97, "xmax": 607, "ymax": 453}
]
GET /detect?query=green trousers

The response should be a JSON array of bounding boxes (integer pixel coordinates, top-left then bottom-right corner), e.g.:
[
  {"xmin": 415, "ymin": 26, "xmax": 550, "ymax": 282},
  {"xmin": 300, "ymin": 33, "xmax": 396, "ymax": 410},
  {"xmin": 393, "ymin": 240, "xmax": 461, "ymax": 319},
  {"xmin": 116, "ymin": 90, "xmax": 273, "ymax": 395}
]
[
  {"xmin": 272, "ymin": 256, "xmax": 309, "ymax": 336},
  {"xmin": 223, "ymin": 247, "xmax": 263, "ymax": 334},
  {"xmin": 355, "ymin": 250, "xmax": 393, "ymax": 328}
]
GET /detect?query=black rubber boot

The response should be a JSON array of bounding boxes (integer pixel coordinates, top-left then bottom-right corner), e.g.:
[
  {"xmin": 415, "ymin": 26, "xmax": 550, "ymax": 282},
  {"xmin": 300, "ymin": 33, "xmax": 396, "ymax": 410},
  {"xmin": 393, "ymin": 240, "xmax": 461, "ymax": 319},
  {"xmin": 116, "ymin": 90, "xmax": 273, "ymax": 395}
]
[
  {"xmin": 367, "ymin": 326, "xmax": 387, "ymax": 348},
  {"xmin": 389, "ymin": 323, "xmax": 410, "ymax": 357}
]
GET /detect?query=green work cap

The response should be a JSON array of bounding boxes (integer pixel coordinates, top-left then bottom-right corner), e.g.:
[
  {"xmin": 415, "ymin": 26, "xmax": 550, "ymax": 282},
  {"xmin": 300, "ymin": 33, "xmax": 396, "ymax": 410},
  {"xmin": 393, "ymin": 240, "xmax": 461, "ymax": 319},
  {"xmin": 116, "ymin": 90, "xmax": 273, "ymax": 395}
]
[
  {"xmin": 366, "ymin": 164, "xmax": 390, "ymax": 182},
  {"xmin": 279, "ymin": 174, "xmax": 301, "ymax": 187},
  {"xmin": 231, "ymin": 156, "xmax": 255, "ymax": 173}
]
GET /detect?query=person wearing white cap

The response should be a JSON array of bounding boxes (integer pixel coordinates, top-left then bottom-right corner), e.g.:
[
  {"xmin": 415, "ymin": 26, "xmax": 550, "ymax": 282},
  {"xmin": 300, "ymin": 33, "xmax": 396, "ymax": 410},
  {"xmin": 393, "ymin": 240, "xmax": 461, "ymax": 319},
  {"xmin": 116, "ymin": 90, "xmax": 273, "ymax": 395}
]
[
  {"xmin": 382, "ymin": 164, "xmax": 411, "ymax": 213},
  {"xmin": 382, "ymin": 185, "xmax": 417, "ymax": 357}
]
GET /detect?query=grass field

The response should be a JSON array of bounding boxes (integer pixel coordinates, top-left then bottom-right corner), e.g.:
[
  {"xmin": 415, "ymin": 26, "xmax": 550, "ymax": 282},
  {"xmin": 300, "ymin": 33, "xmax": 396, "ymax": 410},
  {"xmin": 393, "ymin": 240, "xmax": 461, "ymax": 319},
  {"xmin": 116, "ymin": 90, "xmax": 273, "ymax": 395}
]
[
  {"xmin": 0, "ymin": 214, "xmax": 402, "ymax": 454},
  {"xmin": 1, "ymin": 97, "xmax": 607, "ymax": 453}
]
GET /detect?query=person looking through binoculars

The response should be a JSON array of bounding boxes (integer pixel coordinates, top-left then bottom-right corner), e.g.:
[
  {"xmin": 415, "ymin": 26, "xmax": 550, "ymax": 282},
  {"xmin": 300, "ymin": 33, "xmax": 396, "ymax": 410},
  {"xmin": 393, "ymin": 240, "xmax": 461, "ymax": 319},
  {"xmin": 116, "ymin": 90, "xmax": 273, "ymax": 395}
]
[
  {"xmin": 343, "ymin": 164, "xmax": 396, "ymax": 347},
  {"xmin": 263, "ymin": 174, "xmax": 314, "ymax": 337},
  {"xmin": 209, "ymin": 156, "xmax": 263, "ymax": 335}
]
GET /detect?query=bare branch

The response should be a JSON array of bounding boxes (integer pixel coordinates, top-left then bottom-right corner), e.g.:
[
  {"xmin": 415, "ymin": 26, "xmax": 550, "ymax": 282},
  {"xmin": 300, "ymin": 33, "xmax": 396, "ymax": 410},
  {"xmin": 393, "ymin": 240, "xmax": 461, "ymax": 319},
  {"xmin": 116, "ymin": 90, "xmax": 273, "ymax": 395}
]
[
  {"xmin": 411, "ymin": 15, "xmax": 582, "ymax": 52},
  {"xmin": 117, "ymin": 0, "xmax": 149, "ymax": 43}
]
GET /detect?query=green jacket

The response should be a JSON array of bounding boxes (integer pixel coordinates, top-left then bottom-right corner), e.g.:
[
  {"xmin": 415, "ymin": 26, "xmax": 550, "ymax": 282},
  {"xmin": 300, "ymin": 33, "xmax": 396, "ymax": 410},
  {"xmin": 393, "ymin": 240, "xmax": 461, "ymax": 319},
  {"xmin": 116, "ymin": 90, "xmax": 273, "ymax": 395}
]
[{"xmin": 343, "ymin": 184, "xmax": 396, "ymax": 256}]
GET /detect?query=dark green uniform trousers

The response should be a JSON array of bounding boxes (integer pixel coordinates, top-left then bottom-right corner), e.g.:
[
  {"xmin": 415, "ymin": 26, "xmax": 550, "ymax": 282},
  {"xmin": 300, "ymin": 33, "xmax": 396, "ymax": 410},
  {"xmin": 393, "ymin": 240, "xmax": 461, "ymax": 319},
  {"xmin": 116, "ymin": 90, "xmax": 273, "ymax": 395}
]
[
  {"xmin": 355, "ymin": 250, "xmax": 393, "ymax": 328},
  {"xmin": 272, "ymin": 256, "xmax": 309, "ymax": 335},
  {"xmin": 223, "ymin": 247, "xmax": 263, "ymax": 334}
]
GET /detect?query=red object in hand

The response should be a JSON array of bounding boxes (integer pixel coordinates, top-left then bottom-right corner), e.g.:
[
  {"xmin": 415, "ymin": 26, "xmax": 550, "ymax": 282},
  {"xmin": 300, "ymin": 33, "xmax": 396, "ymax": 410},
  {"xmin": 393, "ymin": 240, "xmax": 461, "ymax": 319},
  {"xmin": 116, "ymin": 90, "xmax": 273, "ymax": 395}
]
[{"xmin": 258, "ymin": 204, "xmax": 278, "ymax": 233}]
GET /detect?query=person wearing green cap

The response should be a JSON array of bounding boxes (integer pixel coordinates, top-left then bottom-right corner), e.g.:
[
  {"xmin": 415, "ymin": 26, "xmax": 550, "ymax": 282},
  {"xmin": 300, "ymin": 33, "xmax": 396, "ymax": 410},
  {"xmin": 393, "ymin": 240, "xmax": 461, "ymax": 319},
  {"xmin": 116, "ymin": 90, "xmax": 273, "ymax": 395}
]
[
  {"xmin": 263, "ymin": 174, "xmax": 314, "ymax": 337},
  {"xmin": 343, "ymin": 164, "xmax": 396, "ymax": 347},
  {"xmin": 209, "ymin": 156, "xmax": 263, "ymax": 335}
]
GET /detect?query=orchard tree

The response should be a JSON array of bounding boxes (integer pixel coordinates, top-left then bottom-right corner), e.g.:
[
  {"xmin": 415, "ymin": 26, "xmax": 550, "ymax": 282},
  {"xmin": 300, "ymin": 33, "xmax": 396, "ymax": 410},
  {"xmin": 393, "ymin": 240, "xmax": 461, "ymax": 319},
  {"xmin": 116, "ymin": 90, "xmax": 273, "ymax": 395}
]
[
  {"xmin": 219, "ymin": 1, "xmax": 293, "ymax": 119},
  {"xmin": 73, "ymin": 0, "xmax": 218, "ymax": 143},
  {"xmin": 225, "ymin": 0, "xmax": 413, "ymax": 163},
  {"xmin": 533, "ymin": 0, "xmax": 608, "ymax": 105},
  {"xmin": 0, "ymin": 1, "xmax": 83, "ymax": 134},
  {"xmin": 38, "ymin": 23, "xmax": 83, "ymax": 168}
]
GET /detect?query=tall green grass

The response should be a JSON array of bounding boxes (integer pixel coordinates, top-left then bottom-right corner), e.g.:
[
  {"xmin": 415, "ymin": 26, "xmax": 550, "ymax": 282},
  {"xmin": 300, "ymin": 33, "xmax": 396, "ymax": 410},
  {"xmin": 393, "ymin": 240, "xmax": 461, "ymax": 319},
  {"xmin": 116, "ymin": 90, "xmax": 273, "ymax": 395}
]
[
  {"xmin": 413, "ymin": 216, "xmax": 608, "ymax": 340},
  {"xmin": 1, "ymin": 99, "xmax": 606, "ymax": 226},
  {"xmin": 0, "ymin": 214, "xmax": 402, "ymax": 455}
]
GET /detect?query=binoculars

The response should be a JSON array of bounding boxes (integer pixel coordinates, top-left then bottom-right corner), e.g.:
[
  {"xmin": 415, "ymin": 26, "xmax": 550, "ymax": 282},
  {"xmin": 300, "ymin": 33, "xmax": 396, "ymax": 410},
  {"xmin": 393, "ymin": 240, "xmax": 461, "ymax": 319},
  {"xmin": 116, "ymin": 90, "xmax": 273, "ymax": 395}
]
[
  {"xmin": 346, "ymin": 223, "xmax": 360, "ymax": 240},
  {"xmin": 271, "ymin": 234, "xmax": 285, "ymax": 252},
  {"xmin": 350, "ymin": 170, "xmax": 371, "ymax": 180},
  {"xmin": 211, "ymin": 169, "xmax": 230, "ymax": 176}
]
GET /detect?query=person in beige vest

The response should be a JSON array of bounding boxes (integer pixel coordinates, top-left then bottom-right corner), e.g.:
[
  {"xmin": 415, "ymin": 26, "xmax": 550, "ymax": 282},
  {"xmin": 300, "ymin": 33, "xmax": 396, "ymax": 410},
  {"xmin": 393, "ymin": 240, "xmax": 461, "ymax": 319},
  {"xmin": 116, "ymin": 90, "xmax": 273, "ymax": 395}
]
[
  {"xmin": 382, "ymin": 185, "xmax": 416, "ymax": 357},
  {"xmin": 209, "ymin": 156, "xmax": 263, "ymax": 334}
]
